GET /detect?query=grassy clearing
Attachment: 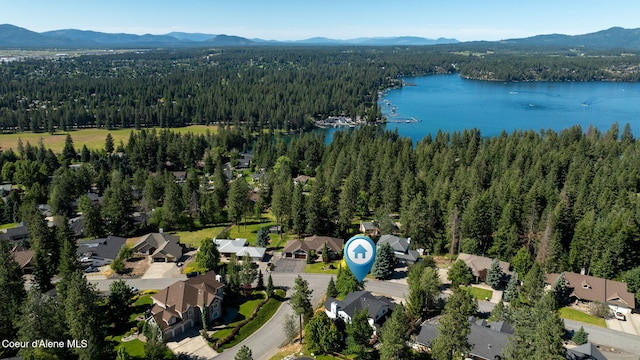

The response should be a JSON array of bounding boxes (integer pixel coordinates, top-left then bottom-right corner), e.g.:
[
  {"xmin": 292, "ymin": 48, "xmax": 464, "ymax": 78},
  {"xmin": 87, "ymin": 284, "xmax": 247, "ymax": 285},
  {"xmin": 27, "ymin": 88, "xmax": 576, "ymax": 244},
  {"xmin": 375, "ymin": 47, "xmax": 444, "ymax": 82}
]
[
  {"xmin": 173, "ymin": 225, "xmax": 227, "ymax": 247},
  {"xmin": 112, "ymin": 336, "xmax": 146, "ymax": 358},
  {"xmin": 0, "ymin": 125, "xmax": 217, "ymax": 153},
  {"xmin": 305, "ymin": 261, "xmax": 340, "ymax": 275},
  {"xmin": 461, "ymin": 286, "xmax": 493, "ymax": 301},
  {"xmin": 0, "ymin": 222, "xmax": 18, "ymax": 230},
  {"xmin": 559, "ymin": 307, "xmax": 607, "ymax": 327}
]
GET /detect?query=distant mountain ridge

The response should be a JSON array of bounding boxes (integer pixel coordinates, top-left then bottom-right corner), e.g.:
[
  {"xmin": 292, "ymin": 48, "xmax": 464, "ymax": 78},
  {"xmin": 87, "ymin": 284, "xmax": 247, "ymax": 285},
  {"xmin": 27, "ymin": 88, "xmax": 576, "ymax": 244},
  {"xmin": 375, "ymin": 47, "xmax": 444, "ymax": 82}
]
[
  {"xmin": 500, "ymin": 27, "xmax": 640, "ymax": 50},
  {"xmin": 0, "ymin": 24, "xmax": 458, "ymax": 48},
  {"xmin": 1, "ymin": 24, "xmax": 640, "ymax": 49}
]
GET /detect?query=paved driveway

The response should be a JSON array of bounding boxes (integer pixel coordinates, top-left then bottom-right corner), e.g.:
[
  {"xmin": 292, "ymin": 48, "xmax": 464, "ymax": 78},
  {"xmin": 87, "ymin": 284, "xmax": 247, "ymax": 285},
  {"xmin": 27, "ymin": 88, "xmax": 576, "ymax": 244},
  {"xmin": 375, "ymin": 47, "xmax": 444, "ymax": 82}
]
[
  {"xmin": 606, "ymin": 313, "xmax": 640, "ymax": 336},
  {"xmin": 166, "ymin": 328, "xmax": 218, "ymax": 359},
  {"xmin": 271, "ymin": 258, "xmax": 306, "ymax": 273},
  {"xmin": 142, "ymin": 262, "xmax": 185, "ymax": 279}
]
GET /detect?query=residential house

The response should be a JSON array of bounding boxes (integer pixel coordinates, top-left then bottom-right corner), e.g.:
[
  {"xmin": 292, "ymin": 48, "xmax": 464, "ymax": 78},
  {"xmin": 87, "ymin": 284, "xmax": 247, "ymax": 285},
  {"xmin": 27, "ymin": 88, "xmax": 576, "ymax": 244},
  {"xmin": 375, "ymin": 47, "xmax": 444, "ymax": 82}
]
[
  {"xmin": 416, "ymin": 316, "xmax": 514, "ymax": 360},
  {"xmin": 213, "ymin": 238, "xmax": 266, "ymax": 262},
  {"xmin": 0, "ymin": 222, "xmax": 29, "ymax": 244},
  {"xmin": 545, "ymin": 272, "xmax": 636, "ymax": 313},
  {"xmin": 377, "ymin": 235, "xmax": 419, "ymax": 265},
  {"xmin": 359, "ymin": 221, "xmax": 379, "ymax": 237},
  {"xmin": 282, "ymin": 235, "xmax": 344, "ymax": 259},
  {"xmin": 566, "ymin": 342, "xmax": 607, "ymax": 360},
  {"xmin": 457, "ymin": 253, "xmax": 512, "ymax": 283},
  {"xmin": 149, "ymin": 271, "xmax": 224, "ymax": 340},
  {"xmin": 325, "ymin": 291, "xmax": 394, "ymax": 334},
  {"xmin": 68, "ymin": 216, "xmax": 85, "ymax": 238},
  {"xmin": 12, "ymin": 247, "xmax": 34, "ymax": 274},
  {"xmin": 236, "ymin": 154, "xmax": 252, "ymax": 170},
  {"xmin": 77, "ymin": 235, "xmax": 127, "ymax": 267},
  {"xmin": 133, "ymin": 232, "xmax": 183, "ymax": 263},
  {"xmin": 293, "ymin": 175, "xmax": 310, "ymax": 185}
]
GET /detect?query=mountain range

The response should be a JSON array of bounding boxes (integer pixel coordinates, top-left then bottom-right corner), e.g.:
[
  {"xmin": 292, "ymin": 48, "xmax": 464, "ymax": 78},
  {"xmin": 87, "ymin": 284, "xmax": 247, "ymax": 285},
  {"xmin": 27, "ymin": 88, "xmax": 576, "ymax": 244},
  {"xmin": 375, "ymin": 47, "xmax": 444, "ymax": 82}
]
[
  {"xmin": 0, "ymin": 24, "xmax": 458, "ymax": 48},
  {"xmin": 1, "ymin": 24, "xmax": 640, "ymax": 50}
]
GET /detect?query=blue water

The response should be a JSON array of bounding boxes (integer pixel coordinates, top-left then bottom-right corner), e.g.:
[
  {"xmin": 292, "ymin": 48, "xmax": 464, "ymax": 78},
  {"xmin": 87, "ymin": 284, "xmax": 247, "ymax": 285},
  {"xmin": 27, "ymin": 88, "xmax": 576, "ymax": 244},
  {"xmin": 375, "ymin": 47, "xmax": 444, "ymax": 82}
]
[{"xmin": 329, "ymin": 75, "xmax": 640, "ymax": 141}]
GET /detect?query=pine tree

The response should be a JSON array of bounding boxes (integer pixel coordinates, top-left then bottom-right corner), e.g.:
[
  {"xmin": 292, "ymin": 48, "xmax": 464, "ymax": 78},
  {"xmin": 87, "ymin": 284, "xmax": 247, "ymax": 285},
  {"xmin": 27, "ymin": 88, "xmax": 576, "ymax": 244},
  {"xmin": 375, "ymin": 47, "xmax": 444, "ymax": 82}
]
[
  {"xmin": 572, "ymin": 326, "xmax": 588, "ymax": 345},
  {"xmin": 486, "ymin": 258, "xmax": 504, "ymax": 289},
  {"xmin": 196, "ymin": 238, "xmax": 220, "ymax": 271},
  {"xmin": 256, "ymin": 226, "xmax": 270, "ymax": 247},
  {"xmin": 290, "ymin": 275, "xmax": 313, "ymax": 344},
  {"xmin": 371, "ymin": 242, "xmax": 396, "ymax": 279},
  {"xmin": 503, "ymin": 272, "xmax": 519, "ymax": 303},
  {"xmin": 447, "ymin": 259, "xmax": 473, "ymax": 287},
  {"xmin": 304, "ymin": 311, "xmax": 341, "ymax": 354},
  {"xmin": 552, "ymin": 272, "xmax": 570, "ymax": 307},
  {"xmin": 379, "ymin": 303, "xmax": 409, "ymax": 360},
  {"xmin": 345, "ymin": 308, "xmax": 373, "ymax": 359},
  {"xmin": 62, "ymin": 134, "xmax": 76, "ymax": 160},
  {"xmin": 257, "ymin": 270, "xmax": 264, "ymax": 290},
  {"xmin": 431, "ymin": 287, "xmax": 477, "ymax": 360},
  {"xmin": 235, "ymin": 345, "xmax": 254, "ymax": 360},
  {"xmin": 0, "ymin": 240, "xmax": 26, "ymax": 350},
  {"xmin": 239, "ymin": 254, "xmax": 258, "ymax": 296},
  {"xmin": 291, "ymin": 183, "xmax": 306, "ymax": 237},
  {"xmin": 336, "ymin": 265, "xmax": 364, "ymax": 296},
  {"xmin": 489, "ymin": 299, "xmax": 507, "ymax": 321},
  {"xmin": 108, "ymin": 280, "xmax": 135, "ymax": 329},
  {"xmin": 266, "ymin": 274, "xmax": 274, "ymax": 298},
  {"xmin": 326, "ymin": 276, "xmax": 338, "ymax": 298},
  {"xmin": 228, "ymin": 177, "xmax": 250, "ymax": 231}
]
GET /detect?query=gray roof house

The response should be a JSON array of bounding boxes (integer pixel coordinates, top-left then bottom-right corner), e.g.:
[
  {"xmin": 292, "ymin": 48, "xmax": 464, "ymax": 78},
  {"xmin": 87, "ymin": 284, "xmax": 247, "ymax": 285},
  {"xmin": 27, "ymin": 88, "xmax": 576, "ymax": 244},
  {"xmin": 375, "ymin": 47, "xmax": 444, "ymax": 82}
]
[
  {"xmin": 325, "ymin": 291, "xmax": 394, "ymax": 334},
  {"xmin": 377, "ymin": 234, "xmax": 420, "ymax": 265},
  {"xmin": 417, "ymin": 316, "xmax": 514, "ymax": 360},
  {"xmin": 0, "ymin": 222, "xmax": 29, "ymax": 244},
  {"xmin": 566, "ymin": 342, "xmax": 607, "ymax": 360},
  {"xmin": 213, "ymin": 238, "xmax": 266, "ymax": 262},
  {"xmin": 133, "ymin": 233, "xmax": 183, "ymax": 262},
  {"xmin": 77, "ymin": 235, "xmax": 127, "ymax": 267}
]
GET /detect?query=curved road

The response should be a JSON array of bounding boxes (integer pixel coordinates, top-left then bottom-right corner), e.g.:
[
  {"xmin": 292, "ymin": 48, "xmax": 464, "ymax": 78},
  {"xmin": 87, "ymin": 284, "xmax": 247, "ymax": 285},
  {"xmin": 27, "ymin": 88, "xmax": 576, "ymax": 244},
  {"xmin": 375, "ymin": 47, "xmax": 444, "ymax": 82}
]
[{"xmin": 92, "ymin": 273, "xmax": 640, "ymax": 360}]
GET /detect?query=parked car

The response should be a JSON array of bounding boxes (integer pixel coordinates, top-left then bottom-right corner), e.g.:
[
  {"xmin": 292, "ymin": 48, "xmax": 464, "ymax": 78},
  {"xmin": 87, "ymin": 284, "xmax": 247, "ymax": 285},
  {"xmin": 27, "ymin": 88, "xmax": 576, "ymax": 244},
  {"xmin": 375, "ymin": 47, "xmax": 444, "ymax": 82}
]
[
  {"xmin": 614, "ymin": 311, "xmax": 626, "ymax": 321},
  {"xmin": 83, "ymin": 266, "xmax": 98, "ymax": 273},
  {"xmin": 130, "ymin": 286, "xmax": 138, "ymax": 293},
  {"xmin": 186, "ymin": 271, "xmax": 200, "ymax": 278}
]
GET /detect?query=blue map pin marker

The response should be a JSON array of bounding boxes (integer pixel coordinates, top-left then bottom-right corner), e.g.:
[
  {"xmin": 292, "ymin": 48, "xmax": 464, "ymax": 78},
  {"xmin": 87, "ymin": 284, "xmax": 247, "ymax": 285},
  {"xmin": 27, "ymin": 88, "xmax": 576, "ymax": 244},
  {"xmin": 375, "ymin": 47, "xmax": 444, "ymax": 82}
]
[{"xmin": 344, "ymin": 235, "xmax": 376, "ymax": 282}]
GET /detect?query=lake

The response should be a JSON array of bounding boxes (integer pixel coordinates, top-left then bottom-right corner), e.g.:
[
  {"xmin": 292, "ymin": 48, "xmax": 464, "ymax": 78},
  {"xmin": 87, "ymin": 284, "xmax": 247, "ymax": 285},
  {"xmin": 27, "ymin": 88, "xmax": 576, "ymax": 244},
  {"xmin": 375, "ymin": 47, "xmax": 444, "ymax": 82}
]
[{"xmin": 332, "ymin": 75, "xmax": 640, "ymax": 141}]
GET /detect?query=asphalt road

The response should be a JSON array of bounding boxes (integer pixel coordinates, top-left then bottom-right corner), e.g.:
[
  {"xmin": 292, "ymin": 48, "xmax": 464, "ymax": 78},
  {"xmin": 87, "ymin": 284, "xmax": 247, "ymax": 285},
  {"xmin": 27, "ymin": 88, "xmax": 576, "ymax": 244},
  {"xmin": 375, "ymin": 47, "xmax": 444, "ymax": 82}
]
[{"xmin": 92, "ymin": 272, "xmax": 640, "ymax": 360}]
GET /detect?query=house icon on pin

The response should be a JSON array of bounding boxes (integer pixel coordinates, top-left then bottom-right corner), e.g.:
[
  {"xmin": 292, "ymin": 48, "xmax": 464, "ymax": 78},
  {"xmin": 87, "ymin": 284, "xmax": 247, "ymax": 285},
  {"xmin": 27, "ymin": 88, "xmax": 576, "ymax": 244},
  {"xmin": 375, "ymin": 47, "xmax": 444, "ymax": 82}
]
[{"xmin": 352, "ymin": 244, "xmax": 367, "ymax": 260}]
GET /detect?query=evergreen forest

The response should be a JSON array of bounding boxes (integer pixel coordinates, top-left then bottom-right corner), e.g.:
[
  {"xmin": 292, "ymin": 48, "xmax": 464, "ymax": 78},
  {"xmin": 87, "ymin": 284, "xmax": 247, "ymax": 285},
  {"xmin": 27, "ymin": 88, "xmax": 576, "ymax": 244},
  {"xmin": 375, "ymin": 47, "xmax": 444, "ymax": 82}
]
[{"xmin": 1, "ymin": 46, "xmax": 640, "ymax": 133}]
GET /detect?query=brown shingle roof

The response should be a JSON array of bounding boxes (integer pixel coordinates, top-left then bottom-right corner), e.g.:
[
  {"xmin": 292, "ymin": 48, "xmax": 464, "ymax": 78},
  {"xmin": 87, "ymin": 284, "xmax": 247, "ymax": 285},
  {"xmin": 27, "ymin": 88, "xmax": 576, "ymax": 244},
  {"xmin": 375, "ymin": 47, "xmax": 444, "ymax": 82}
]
[
  {"xmin": 151, "ymin": 270, "xmax": 224, "ymax": 329},
  {"xmin": 457, "ymin": 253, "xmax": 512, "ymax": 277},
  {"xmin": 545, "ymin": 272, "xmax": 635, "ymax": 309},
  {"xmin": 282, "ymin": 235, "xmax": 344, "ymax": 254}
]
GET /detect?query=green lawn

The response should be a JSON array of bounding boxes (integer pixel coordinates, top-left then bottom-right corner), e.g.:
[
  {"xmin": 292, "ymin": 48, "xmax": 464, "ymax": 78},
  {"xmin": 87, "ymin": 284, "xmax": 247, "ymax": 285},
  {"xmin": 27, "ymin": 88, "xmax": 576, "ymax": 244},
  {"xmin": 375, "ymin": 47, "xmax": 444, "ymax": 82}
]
[
  {"xmin": 559, "ymin": 307, "xmax": 607, "ymax": 327},
  {"xmin": 305, "ymin": 261, "xmax": 340, "ymax": 275},
  {"xmin": 461, "ymin": 286, "xmax": 493, "ymax": 301},
  {"xmin": 0, "ymin": 222, "xmax": 18, "ymax": 230},
  {"xmin": 107, "ymin": 292, "xmax": 156, "ymax": 359},
  {"xmin": 0, "ymin": 125, "xmax": 217, "ymax": 153},
  {"xmin": 173, "ymin": 225, "xmax": 227, "ymax": 247}
]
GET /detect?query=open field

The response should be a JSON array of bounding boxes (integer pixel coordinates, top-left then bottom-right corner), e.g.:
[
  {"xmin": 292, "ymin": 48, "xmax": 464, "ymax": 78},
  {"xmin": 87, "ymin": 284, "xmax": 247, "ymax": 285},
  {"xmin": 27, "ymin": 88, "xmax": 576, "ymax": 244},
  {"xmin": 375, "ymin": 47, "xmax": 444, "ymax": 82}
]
[{"xmin": 0, "ymin": 125, "xmax": 217, "ymax": 153}]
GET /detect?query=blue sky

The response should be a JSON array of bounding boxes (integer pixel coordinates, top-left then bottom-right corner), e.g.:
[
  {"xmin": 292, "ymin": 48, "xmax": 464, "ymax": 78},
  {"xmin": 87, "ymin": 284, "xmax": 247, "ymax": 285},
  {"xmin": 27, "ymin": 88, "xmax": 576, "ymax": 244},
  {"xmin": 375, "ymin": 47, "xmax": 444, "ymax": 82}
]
[{"xmin": 1, "ymin": 0, "xmax": 639, "ymax": 41}]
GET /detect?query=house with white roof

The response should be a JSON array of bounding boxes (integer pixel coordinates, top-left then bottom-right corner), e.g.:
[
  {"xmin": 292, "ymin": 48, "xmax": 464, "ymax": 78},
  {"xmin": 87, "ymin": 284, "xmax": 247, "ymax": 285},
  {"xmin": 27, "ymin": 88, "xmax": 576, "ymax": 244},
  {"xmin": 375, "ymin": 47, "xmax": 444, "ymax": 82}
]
[{"xmin": 214, "ymin": 238, "xmax": 266, "ymax": 262}]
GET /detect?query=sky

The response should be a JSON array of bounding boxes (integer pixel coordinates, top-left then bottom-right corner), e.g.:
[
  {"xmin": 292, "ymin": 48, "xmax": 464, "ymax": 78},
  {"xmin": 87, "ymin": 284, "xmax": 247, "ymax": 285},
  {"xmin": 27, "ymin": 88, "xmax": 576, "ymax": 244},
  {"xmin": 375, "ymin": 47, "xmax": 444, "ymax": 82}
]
[{"xmin": 1, "ymin": 0, "xmax": 640, "ymax": 42}]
